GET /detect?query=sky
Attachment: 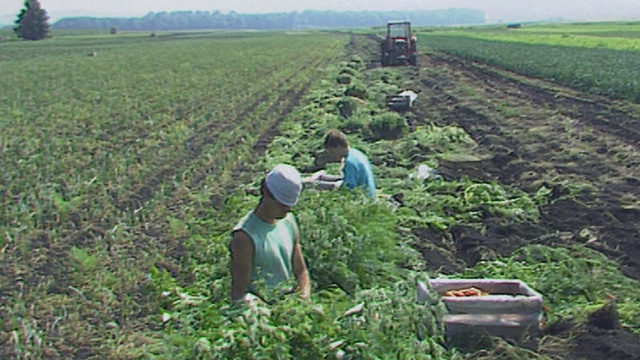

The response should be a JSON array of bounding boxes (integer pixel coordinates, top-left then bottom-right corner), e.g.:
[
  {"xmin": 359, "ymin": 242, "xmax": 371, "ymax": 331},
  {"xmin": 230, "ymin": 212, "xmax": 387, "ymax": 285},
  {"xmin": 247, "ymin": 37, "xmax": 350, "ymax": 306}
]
[{"xmin": 2, "ymin": 0, "xmax": 640, "ymax": 24}]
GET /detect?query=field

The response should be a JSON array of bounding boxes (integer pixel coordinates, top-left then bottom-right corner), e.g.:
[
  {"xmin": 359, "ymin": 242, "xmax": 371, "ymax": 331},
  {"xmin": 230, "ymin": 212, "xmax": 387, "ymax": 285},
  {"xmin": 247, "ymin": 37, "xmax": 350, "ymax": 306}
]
[
  {"xmin": 1, "ymin": 23, "xmax": 640, "ymax": 359},
  {"xmin": 418, "ymin": 21, "xmax": 640, "ymax": 102}
]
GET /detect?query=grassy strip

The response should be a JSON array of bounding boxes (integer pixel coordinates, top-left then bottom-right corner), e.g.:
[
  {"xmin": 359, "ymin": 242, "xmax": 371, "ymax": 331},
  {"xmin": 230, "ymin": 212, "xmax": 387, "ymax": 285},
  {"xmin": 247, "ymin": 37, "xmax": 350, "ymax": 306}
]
[
  {"xmin": 497, "ymin": 21, "xmax": 640, "ymax": 37},
  {"xmin": 427, "ymin": 30, "xmax": 640, "ymax": 51},
  {"xmin": 421, "ymin": 35, "xmax": 640, "ymax": 102}
]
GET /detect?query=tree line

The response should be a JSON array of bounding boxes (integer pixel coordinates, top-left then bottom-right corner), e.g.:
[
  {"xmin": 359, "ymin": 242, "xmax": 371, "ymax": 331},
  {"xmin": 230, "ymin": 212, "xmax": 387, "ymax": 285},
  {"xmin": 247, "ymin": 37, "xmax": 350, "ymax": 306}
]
[{"xmin": 53, "ymin": 9, "xmax": 485, "ymax": 31}]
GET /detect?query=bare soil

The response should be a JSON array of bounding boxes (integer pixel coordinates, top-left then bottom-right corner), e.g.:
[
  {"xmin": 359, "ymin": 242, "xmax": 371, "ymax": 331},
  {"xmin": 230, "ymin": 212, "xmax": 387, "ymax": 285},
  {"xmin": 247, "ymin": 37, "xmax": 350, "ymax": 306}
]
[
  {"xmin": 409, "ymin": 52, "xmax": 640, "ymax": 280},
  {"xmin": 353, "ymin": 34, "xmax": 640, "ymax": 359}
]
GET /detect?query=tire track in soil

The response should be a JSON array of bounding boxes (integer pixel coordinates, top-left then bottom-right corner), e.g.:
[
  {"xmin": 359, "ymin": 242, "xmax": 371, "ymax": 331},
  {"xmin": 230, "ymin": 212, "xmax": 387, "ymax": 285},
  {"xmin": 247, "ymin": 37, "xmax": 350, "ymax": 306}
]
[
  {"xmin": 429, "ymin": 54, "xmax": 640, "ymax": 145},
  {"xmin": 410, "ymin": 53, "xmax": 640, "ymax": 282}
]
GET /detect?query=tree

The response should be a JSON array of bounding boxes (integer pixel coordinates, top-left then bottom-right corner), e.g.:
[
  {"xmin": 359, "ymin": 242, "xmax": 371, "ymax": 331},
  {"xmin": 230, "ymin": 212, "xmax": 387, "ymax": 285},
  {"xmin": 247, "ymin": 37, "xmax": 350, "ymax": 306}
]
[{"xmin": 14, "ymin": 0, "xmax": 50, "ymax": 41}]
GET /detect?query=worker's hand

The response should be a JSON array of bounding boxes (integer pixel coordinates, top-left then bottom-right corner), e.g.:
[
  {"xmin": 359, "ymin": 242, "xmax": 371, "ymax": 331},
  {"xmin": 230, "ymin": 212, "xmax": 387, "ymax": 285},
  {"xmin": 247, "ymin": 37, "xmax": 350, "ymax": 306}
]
[
  {"xmin": 312, "ymin": 170, "xmax": 326, "ymax": 180},
  {"xmin": 304, "ymin": 170, "xmax": 324, "ymax": 181},
  {"xmin": 230, "ymin": 293, "xmax": 264, "ymax": 310},
  {"xmin": 299, "ymin": 287, "xmax": 311, "ymax": 301},
  {"xmin": 282, "ymin": 286, "xmax": 311, "ymax": 302},
  {"xmin": 302, "ymin": 177, "xmax": 316, "ymax": 188},
  {"xmin": 302, "ymin": 170, "xmax": 325, "ymax": 188}
]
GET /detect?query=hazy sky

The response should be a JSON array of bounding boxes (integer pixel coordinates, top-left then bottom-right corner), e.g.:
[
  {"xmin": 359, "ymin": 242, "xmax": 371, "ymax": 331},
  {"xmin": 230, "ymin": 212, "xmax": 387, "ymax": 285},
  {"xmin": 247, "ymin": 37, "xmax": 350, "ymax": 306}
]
[{"xmin": 2, "ymin": 0, "xmax": 640, "ymax": 23}]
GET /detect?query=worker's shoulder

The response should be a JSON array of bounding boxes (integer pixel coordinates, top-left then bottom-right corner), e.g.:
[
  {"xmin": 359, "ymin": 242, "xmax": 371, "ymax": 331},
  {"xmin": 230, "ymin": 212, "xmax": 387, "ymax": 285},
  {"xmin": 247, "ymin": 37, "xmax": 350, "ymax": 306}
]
[
  {"xmin": 232, "ymin": 210, "xmax": 254, "ymax": 230},
  {"xmin": 349, "ymin": 147, "xmax": 371, "ymax": 161},
  {"xmin": 283, "ymin": 212, "xmax": 299, "ymax": 230},
  {"xmin": 285, "ymin": 212, "xmax": 298, "ymax": 221},
  {"xmin": 230, "ymin": 229, "xmax": 254, "ymax": 250},
  {"xmin": 346, "ymin": 149, "xmax": 371, "ymax": 169}
]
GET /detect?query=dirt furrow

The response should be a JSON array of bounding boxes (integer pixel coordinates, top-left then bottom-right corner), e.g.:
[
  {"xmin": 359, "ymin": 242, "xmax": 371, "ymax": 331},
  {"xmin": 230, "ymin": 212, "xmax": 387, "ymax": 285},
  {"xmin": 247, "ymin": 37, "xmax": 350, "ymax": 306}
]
[
  {"xmin": 404, "ymin": 51, "xmax": 640, "ymax": 282},
  {"xmin": 341, "ymin": 33, "xmax": 640, "ymax": 360},
  {"xmin": 429, "ymin": 53, "xmax": 640, "ymax": 144}
]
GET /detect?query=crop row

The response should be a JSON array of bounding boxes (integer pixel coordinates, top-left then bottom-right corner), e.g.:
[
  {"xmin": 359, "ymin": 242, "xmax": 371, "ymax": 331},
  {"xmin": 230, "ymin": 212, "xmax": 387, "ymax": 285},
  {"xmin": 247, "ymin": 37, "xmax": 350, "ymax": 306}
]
[
  {"xmin": 1, "ymin": 33, "xmax": 342, "ymax": 229},
  {"xmin": 421, "ymin": 34, "xmax": 640, "ymax": 102},
  {"xmin": 434, "ymin": 30, "xmax": 640, "ymax": 51},
  {"xmin": 155, "ymin": 35, "xmax": 640, "ymax": 359},
  {"xmin": 0, "ymin": 32, "xmax": 346, "ymax": 358},
  {"xmin": 496, "ymin": 21, "xmax": 640, "ymax": 38},
  {"xmin": 4, "ymin": 30, "xmax": 639, "ymax": 359}
]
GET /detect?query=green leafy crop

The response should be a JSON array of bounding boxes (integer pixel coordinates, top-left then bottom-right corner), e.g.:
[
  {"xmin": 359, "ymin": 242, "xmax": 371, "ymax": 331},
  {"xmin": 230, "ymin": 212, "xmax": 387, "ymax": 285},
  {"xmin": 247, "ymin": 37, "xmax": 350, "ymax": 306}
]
[{"xmin": 461, "ymin": 245, "xmax": 640, "ymax": 334}]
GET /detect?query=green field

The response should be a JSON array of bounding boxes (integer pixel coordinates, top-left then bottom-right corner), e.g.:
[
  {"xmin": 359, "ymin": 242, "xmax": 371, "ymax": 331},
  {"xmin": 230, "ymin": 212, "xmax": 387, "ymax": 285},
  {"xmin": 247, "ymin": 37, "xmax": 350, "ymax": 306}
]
[
  {"xmin": 0, "ymin": 30, "xmax": 350, "ymax": 358},
  {"xmin": 2, "ymin": 27, "xmax": 640, "ymax": 359},
  {"xmin": 418, "ymin": 21, "xmax": 640, "ymax": 102}
]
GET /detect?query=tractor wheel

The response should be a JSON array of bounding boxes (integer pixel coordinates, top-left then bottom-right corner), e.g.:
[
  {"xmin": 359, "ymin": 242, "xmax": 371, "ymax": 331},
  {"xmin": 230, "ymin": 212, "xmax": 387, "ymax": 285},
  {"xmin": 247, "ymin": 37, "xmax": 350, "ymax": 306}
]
[
  {"xmin": 409, "ymin": 54, "xmax": 417, "ymax": 66},
  {"xmin": 382, "ymin": 53, "xmax": 390, "ymax": 67}
]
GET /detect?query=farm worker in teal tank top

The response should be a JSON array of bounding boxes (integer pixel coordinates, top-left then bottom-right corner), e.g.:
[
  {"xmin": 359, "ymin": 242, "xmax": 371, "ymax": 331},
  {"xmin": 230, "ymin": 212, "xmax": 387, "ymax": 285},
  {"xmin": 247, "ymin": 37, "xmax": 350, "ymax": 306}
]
[
  {"xmin": 302, "ymin": 129, "xmax": 376, "ymax": 198},
  {"xmin": 229, "ymin": 164, "xmax": 311, "ymax": 303}
]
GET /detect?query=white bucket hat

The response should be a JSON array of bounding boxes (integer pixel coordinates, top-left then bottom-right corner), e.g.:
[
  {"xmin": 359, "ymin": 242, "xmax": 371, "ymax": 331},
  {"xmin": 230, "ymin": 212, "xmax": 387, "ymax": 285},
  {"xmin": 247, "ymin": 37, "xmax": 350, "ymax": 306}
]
[{"xmin": 265, "ymin": 164, "xmax": 302, "ymax": 207}]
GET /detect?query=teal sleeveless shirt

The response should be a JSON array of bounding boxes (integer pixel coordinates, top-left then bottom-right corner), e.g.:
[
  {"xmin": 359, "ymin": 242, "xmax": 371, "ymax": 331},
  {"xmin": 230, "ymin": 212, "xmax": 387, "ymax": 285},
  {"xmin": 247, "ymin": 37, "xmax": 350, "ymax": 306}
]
[{"xmin": 233, "ymin": 211, "xmax": 297, "ymax": 289}]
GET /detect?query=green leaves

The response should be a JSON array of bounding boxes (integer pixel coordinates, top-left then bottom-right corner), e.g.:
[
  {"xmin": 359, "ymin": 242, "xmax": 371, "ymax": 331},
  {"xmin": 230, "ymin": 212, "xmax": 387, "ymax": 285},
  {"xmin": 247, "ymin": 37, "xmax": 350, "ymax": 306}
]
[
  {"xmin": 69, "ymin": 246, "xmax": 98, "ymax": 272},
  {"xmin": 1, "ymin": 31, "xmax": 349, "ymax": 358},
  {"xmin": 423, "ymin": 31, "xmax": 640, "ymax": 102},
  {"xmin": 183, "ymin": 279, "xmax": 451, "ymax": 360},
  {"xmin": 296, "ymin": 190, "xmax": 413, "ymax": 293},
  {"xmin": 462, "ymin": 245, "xmax": 640, "ymax": 334},
  {"xmin": 398, "ymin": 178, "xmax": 549, "ymax": 231}
]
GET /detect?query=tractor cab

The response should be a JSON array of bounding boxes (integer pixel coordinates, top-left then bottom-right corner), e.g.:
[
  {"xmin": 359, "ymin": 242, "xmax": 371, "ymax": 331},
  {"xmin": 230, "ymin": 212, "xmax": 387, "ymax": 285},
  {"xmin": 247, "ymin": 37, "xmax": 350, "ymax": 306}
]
[{"xmin": 381, "ymin": 21, "xmax": 417, "ymax": 66}]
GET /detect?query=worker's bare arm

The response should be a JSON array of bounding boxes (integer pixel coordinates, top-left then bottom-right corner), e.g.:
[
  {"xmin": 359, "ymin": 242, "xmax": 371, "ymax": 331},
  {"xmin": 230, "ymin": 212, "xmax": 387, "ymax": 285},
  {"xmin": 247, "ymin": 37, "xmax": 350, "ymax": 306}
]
[
  {"xmin": 291, "ymin": 224, "xmax": 310, "ymax": 300},
  {"xmin": 229, "ymin": 231, "xmax": 254, "ymax": 302},
  {"xmin": 312, "ymin": 180, "xmax": 343, "ymax": 190},
  {"xmin": 317, "ymin": 174, "xmax": 343, "ymax": 182}
]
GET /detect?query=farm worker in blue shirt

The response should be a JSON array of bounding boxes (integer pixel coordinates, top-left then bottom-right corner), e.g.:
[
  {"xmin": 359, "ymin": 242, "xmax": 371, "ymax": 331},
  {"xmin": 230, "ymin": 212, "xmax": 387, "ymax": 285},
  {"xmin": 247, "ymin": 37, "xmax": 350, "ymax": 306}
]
[
  {"xmin": 229, "ymin": 164, "xmax": 311, "ymax": 303},
  {"xmin": 303, "ymin": 129, "xmax": 376, "ymax": 197}
]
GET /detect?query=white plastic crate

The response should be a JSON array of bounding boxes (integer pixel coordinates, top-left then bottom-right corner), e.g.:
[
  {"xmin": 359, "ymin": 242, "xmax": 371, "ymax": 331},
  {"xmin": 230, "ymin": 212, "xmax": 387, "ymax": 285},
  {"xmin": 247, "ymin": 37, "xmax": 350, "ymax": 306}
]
[
  {"xmin": 427, "ymin": 278, "xmax": 544, "ymax": 349},
  {"xmin": 429, "ymin": 278, "xmax": 543, "ymax": 315}
]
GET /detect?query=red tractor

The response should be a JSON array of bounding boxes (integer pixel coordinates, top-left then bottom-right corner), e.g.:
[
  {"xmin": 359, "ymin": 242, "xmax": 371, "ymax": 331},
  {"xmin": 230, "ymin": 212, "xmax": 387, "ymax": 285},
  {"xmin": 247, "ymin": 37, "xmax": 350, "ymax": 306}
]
[{"xmin": 381, "ymin": 21, "xmax": 417, "ymax": 66}]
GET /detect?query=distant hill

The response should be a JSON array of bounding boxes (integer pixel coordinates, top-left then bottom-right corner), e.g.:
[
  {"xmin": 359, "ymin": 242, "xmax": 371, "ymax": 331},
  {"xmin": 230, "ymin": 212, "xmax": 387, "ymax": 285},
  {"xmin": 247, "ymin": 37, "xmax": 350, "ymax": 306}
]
[{"xmin": 53, "ymin": 9, "xmax": 486, "ymax": 31}]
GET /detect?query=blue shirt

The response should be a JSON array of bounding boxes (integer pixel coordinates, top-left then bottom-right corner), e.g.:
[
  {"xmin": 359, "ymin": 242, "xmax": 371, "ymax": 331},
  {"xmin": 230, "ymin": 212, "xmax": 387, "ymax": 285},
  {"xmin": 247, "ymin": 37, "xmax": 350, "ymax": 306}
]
[{"xmin": 342, "ymin": 148, "xmax": 375, "ymax": 197}]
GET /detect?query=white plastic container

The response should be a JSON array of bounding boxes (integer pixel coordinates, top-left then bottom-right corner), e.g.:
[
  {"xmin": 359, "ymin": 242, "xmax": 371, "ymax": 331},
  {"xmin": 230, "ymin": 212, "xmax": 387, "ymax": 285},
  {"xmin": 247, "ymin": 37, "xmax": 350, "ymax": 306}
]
[
  {"xmin": 429, "ymin": 279, "xmax": 543, "ymax": 315},
  {"xmin": 387, "ymin": 90, "xmax": 418, "ymax": 111},
  {"xmin": 428, "ymin": 278, "xmax": 544, "ymax": 349}
]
